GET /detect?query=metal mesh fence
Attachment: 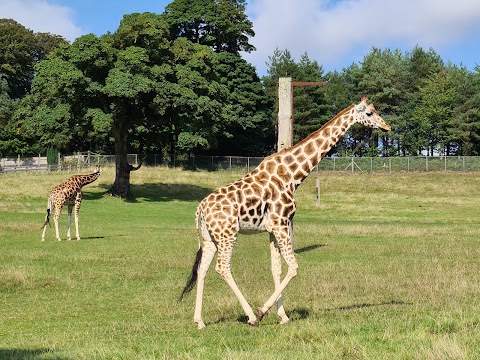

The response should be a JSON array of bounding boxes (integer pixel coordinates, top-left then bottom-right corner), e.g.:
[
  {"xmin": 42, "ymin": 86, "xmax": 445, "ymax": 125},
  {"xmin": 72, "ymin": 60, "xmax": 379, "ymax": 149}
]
[{"xmin": 2, "ymin": 152, "xmax": 480, "ymax": 173}]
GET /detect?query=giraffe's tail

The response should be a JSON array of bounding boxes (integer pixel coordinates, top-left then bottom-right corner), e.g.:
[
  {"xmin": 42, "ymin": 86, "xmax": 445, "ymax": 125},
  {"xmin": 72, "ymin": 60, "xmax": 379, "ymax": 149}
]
[
  {"xmin": 41, "ymin": 197, "xmax": 53, "ymax": 229},
  {"xmin": 178, "ymin": 246, "xmax": 202, "ymax": 302},
  {"xmin": 178, "ymin": 204, "xmax": 204, "ymax": 302}
]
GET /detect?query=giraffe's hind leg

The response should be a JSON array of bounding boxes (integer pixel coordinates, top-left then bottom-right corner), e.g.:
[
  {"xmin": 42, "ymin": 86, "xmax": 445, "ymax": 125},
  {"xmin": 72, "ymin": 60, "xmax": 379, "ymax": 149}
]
[
  {"xmin": 194, "ymin": 238, "xmax": 216, "ymax": 329},
  {"xmin": 270, "ymin": 234, "xmax": 290, "ymax": 324}
]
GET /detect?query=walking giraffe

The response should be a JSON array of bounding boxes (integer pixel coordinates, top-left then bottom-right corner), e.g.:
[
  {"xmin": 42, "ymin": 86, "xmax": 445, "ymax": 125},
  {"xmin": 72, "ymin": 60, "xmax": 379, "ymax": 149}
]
[
  {"xmin": 41, "ymin": 165, "xmax": 101, "ymax": 241},
  {"xmin": 180, "ymin": 97, "xmax": 391, "ymax": 329}
]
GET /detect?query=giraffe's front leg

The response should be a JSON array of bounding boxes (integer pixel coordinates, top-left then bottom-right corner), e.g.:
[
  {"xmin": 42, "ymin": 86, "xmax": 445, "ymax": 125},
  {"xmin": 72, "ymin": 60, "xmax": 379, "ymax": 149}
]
[
  {"xmin": 270, "ymin": 235, "xmax": 290, "ymax": 325},
  {"xmin": 258, "ymin": 223, "xmax": 298, "ymax": 322}
]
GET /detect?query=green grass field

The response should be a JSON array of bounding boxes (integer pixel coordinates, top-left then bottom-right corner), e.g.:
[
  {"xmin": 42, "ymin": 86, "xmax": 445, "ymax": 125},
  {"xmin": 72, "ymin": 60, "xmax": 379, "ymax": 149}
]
[{"xmin": 1, "ymin": 167, "xmax": 479, "ymax": 359}]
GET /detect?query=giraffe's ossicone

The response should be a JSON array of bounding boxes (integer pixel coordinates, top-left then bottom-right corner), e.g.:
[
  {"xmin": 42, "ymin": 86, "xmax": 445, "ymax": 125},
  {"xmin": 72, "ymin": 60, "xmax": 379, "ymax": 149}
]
[
  {"xmin": 180, "ymin": 97, "xmax": 391, "ymax": 329},
  {"xmin": 41, "ymin": 165, "xmax": 101, "ymax": 241}
]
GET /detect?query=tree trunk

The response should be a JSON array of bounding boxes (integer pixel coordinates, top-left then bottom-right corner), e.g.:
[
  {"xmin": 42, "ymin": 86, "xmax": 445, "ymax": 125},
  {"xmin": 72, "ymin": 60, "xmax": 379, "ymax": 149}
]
[{"xmin": 107, "ymin": 118, "xmax": 141, "ymax": 199}]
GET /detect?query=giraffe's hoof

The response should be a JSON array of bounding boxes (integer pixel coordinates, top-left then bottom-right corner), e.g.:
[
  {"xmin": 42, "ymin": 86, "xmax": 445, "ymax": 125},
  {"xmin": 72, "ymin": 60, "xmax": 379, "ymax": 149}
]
[
  {"xmin": 248, "ymin": 318, "xmax": 259, "ymax": 327},
  {"xmin": 57, "ymin": 238, "xmax": 61, "ymax": 242},
  {"xmin": 257, "ymin": 308, "xmax": 266, "ymax": 322},
  {"xmin": 196, "ymin": 321, "xmax": 206, "ymax": 330},
  {"xmin": 67, "ymin": 237, "xmax": 71, "ymax": 241},
  {"xmin": 279, "ymin": 317, "xmax": 290, "ymax": 325}
]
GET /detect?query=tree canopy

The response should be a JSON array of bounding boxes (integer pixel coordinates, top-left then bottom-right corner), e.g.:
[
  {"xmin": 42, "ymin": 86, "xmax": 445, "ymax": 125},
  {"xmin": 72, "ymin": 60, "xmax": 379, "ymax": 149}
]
[{"xmin": 4, "ymin": 8, "xmax": 267, "ymax": 197}]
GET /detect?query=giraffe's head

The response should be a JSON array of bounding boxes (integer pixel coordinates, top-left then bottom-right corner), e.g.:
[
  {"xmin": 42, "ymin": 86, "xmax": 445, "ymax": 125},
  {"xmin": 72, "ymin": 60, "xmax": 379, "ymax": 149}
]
[
  {"xmin": 353, "ymin": 97, "xmax": 391, "ymax": 131},
  {"xmin": 93, "ymin": 164, "xmax": 101, "ymax": 173}
]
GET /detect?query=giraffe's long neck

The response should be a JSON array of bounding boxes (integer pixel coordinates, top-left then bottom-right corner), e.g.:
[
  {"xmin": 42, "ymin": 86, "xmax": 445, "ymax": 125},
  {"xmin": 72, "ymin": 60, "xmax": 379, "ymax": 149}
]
[
  {"xmin": 70, "ymin": 172, "xmax": 101, "ymax": 189},
  {"xmin": 283, "ymin": 104, "xmax": 355, "ymax": 187}
]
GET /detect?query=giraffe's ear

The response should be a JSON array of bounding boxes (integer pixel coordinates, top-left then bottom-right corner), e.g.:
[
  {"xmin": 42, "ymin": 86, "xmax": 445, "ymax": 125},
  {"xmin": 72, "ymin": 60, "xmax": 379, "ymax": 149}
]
[{"xmin": 368, "ymin": 103, "xmax": 376, "ymax": 112}]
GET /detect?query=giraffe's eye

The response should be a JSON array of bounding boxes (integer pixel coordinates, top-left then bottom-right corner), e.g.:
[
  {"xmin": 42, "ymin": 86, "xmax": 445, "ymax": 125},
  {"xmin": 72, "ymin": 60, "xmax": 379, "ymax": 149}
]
[{"xmin": 366, "ymin": 111, "xmax": 373, "ymax": 117}]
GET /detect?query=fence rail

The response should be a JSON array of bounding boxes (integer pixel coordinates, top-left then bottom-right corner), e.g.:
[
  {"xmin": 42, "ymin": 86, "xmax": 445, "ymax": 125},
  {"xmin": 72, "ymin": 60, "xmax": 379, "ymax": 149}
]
[{"xmin": 2, "ymin": 152, "xmax": 480, "ymax": 173}]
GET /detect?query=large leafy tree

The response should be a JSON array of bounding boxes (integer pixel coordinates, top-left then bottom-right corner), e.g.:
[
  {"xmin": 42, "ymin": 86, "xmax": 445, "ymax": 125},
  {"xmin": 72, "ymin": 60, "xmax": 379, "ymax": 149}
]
[
  {"xmin": 453, "ymin": 66, "xmax": 480, "ymax": 155},
  {"xmin": 164, "ymin": 0, "xmax": 255, "ymax": 54},
  {"xmin": 399, "ymin": 47, "xmax": 443, "ymax": 155},
  {"xmin": 0, "ymin": 19, "xmax": 67, "ymax": 99},
  {"xmin": 358, "ymin": 48, "xmax": 408, "ymax": 156},
  {"xmin": 0, "ymin": 76, "xmax": 24, "ymax": 156},
  {"xmin": 16, "ymin": 13, "xmax": 226, "ymax": 197},
  {"xmin": 413, "ymin": 66, "xmax": 457, "ymax": 155},
  {"xmin": 292, "ymin": 53, "xmax": 329, "ymax": 142},
  {"xmin": 213, "ymin": 52, "xmax": 273, "ymax": 155}
]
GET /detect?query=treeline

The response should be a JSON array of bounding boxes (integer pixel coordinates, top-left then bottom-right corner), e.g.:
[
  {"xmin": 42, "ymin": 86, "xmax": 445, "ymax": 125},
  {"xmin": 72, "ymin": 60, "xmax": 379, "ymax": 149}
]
[{"xmin": 1, "ymin": 0, "xmax": 480, "ymax": 165}]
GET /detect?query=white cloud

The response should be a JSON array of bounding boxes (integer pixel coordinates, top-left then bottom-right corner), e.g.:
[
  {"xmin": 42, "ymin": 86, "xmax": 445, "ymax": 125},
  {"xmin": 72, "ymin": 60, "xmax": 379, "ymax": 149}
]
[
  {"xmin": 244, "ymin": 0, "xmax": 480, "ymax": 75},
  {"xmin": 0, "ymin": 0, "xmax": 84, "ymax": 41}
]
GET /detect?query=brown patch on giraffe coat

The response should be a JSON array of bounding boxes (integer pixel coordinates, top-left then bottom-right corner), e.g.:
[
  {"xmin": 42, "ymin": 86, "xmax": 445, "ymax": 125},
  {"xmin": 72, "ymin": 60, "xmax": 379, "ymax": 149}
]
[
  {"xmin": 245, "ymin": 197, "xmax": 259, "ymax": 208},
  {"xmin": 297, "ymin": 154, "xmax": 306, "ymax": 163},
  {"xmin": 273, "ymin": 155, "xmax": 282, "ymax": 163},
  {"xmin": 289, "ymin": 163, "xmax": 299, "ymax": 172},
  {"xmin": 294, "ymin": 171, "xmax": 306, "ymax": 181},
  {"xmin": 280, "ymin": 192, "xmax": 292, "ymax": 204},
  {"xmin": 310, "ymin": 154, "xmax": 319, "ymax": 165},
  {"xmin": 255, "ymin": 171, "xmax": 270, "ymax": 185},
  {"xmin": 270, "ymin": 176, "xmax": 283, "ymax": 191},
  {"xmin": 283, "ymin": 204, "xmax": 294, "ymax": 217},
  {"xmin": 301, "ymin": 161, "xmax": 311, "ymax": 173},
  {"xmin": 265, "ymin": 160, "xmax": 276, "ymax": 174},
  {"xmin": 251, "ymin": 183, "xmax": 262, "ymax": 196},
  {"xmin": 284, "ymin": 155, "xmax": 294, "ymax": 164},
  {"xmin": 292, "ymin": 148, "xmax": 302, "ymax": 156},
  {"xmin": 215, "ymin": 194, "xmax": 225, "ymax": 202},
  {"xmin": 277, "ymin": 164, "xmax": 290, "ymax": 182},
  {"xmin": 315, "ymin": 138, "xmax": 325, "ymax": 147},
  {"xmin": 235, "ymin": 189, "xmax": 244, "ymax": 204},
  {"xmin": 304, "ymin": 142, "xmax": 315, "ymax": 155},
  {"xmin": 274, "ymin": 202, "xmax": 284, "ymax": 214},
  {"xmin": 221, "ymin": 198, "xmax": 231, "ymax": 206}
]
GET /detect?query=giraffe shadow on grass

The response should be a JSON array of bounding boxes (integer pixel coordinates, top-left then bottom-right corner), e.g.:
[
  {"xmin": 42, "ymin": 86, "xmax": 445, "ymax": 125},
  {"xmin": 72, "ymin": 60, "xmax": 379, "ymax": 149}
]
[
  {"xmin": 326, "ymin": 300, "xmax": 411, "ymax": 312},
  {"xmin": 214, "ymin": 307, "xmax": 311, "ymax": 326},
  {"xmin": 294, "ymin": 244, "xmax": 326, "ymax": 254},
  {"xmin": 0, "ymin": 349, "xmax": 68, "ymax": 360},
  {"xmin": 90, "ymin": 183, "xmax": 211, "ymax": 203},
  {"xmin": 127, "ymin": 183, "xmax": 212, "ymax": 203}
]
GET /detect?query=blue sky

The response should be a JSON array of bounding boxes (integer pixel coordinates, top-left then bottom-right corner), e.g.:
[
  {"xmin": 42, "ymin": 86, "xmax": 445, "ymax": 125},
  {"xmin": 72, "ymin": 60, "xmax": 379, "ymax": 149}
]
[{"xmin": 2, "ymin": 0, "xmax": 480, "ymax": 77}]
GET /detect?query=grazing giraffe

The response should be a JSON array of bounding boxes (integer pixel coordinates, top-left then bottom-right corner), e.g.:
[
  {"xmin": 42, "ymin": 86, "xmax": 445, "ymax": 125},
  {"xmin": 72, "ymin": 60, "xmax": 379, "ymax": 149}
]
[
  {"xmin": 41, "ymin": 165, "xmax": 101, "ymax": 241},
  {"xmin": 180, "ymin": 97, "xmax": 391, "ymax": 329}
]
